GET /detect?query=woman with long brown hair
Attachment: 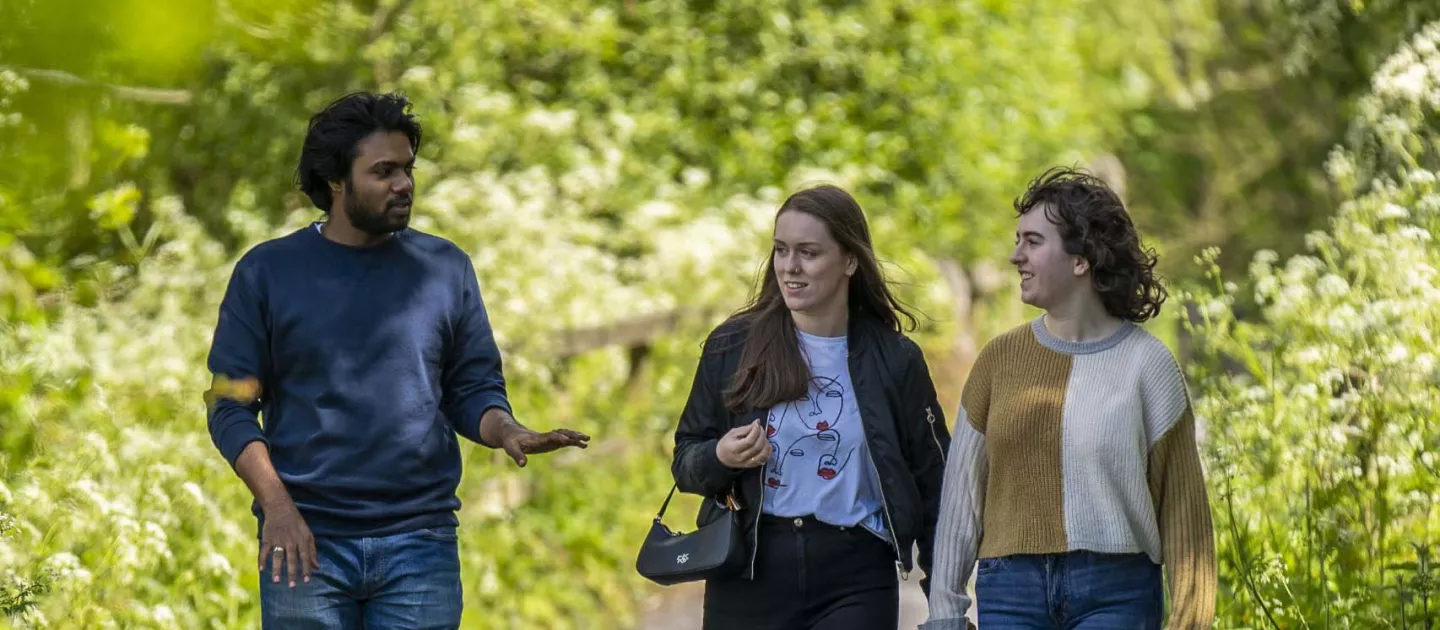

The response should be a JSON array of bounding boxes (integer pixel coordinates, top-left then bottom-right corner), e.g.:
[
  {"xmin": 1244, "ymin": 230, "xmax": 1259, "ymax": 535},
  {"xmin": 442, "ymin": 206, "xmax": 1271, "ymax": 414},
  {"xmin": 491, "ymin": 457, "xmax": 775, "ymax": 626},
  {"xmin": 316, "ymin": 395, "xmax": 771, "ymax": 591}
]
[{"xmin": 671, "ymin": 184, "xmax": 951, "ymax": 629}]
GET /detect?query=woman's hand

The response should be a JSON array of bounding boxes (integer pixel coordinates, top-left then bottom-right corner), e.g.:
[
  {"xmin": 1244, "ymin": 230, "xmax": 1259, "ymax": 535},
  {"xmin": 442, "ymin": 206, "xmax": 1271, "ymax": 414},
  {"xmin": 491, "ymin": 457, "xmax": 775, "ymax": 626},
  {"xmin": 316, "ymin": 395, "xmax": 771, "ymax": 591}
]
[{"xmin": 716, "ymin": 419, "xmax": 773, "ymax": 469}]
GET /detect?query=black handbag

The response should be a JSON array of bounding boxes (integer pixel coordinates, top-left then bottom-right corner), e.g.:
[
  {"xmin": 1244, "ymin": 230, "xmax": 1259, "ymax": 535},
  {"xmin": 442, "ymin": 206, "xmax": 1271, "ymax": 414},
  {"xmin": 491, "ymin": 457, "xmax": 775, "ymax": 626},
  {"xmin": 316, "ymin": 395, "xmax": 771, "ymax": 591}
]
[{"xmin": 635, "ymin": 483, "xmax": 747, "ymax": 586}]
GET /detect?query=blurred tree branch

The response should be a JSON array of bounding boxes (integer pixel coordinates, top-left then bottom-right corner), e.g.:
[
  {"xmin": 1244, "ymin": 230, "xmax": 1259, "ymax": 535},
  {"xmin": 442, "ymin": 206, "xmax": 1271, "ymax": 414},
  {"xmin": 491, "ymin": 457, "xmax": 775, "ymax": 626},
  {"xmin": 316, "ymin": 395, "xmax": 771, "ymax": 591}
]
[
  {"xmin": 519, "ymin": 306, "xmax": 723, "ymax": 360},
  {"xmin": 369, "ymin": 0, "xmax": 416, "ymax": 84},
  {"xmin": 369, "ymin": 0, "xmax": 415, "ymax": 41},
  {"xmin": 3, "ymin": 66, "xmax": 192, "ymax": 105}
]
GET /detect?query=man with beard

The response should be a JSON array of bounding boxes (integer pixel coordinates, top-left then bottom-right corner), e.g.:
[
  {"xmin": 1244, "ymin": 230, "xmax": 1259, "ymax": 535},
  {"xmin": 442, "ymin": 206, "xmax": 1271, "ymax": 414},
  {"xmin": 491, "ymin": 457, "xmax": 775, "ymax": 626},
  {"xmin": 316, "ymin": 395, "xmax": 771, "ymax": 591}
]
[{"xmin": 204, "ymin": 91, "xmax": 589, "ymax": 629}]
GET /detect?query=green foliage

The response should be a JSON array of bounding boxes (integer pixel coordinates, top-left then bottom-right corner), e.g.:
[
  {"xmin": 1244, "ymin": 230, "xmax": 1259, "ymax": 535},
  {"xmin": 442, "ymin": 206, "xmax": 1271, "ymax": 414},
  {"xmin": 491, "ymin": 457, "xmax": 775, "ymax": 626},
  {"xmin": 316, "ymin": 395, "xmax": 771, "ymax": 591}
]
[
  {"xmin": 1274, "ymin": 0, "xmax": 1440, "ymax": 76},
  {"xmin": 1114, "ymin": 0, "xmax": 1440, "ymax": 277},
  {"xmin": 2, "ymin": 0, "xmax": 1150, "ymax": 299},
  {"xmin": 6, "ymin": 0, "xmax": 1436, "ymax": 627},
  {"xmin": 1184, "ymin": 21, "xmax": 1440, "ymax": 628},
  {"xmin": 0, "ymin": 510, "xmax": 54, "ymax": 619},
  {"xmin": 1, "ymin": 1, "xmax": 1157, "ymax": 627}
]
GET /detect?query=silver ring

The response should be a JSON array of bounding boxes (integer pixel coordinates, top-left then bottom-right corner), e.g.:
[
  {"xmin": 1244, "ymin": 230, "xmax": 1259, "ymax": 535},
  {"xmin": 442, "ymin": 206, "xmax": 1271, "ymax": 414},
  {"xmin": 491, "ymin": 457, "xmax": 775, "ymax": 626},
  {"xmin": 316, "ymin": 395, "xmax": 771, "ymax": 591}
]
[{"xmin": 272, "ymin": 546, "xmax": 284, "ymax": 554}]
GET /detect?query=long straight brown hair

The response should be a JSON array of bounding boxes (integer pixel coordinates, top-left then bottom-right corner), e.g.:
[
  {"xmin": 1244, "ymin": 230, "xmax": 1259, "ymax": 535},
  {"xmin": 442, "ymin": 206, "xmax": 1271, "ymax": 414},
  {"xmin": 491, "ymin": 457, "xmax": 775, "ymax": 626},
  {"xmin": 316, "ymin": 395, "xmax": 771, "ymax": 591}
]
[{"xmin": 720, "ymin": 185, "xmax": 917, "ymax": 414}]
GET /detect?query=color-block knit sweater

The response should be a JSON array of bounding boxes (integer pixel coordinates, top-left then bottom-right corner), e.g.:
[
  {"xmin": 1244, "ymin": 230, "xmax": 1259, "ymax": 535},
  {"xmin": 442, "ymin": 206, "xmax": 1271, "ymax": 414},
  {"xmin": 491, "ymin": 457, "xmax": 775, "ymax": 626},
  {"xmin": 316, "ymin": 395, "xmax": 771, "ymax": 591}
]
[{"xmin": 923, "ymin": 319, "xmax": 1216, "ymax": 629}]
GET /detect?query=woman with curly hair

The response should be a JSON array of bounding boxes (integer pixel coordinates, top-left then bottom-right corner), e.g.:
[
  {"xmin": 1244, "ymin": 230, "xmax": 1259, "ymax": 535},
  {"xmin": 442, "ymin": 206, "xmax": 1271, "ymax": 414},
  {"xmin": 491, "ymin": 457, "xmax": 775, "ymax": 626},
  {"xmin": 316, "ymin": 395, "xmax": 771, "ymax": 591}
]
[{"xmin": 921, "ymin": 167, "xmax": 1216, "ymax": 630}]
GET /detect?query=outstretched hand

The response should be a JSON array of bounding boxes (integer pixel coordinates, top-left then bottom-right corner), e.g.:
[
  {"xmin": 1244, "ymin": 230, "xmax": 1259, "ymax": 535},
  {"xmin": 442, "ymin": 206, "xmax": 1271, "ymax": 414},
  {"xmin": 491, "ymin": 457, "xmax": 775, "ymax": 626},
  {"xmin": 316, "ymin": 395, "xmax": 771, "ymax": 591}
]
[{"xmin": 500, "ymin": 427, "xmax": 590, "ymax": 467}]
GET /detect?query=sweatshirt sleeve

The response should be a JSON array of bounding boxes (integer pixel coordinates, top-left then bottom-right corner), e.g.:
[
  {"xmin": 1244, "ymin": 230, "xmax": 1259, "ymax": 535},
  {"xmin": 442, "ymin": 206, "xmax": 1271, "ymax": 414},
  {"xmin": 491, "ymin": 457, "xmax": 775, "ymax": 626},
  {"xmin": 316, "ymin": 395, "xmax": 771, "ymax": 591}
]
[
  {"xmin": 205, "ymin": 260, "xmax": 271, "ymax": 469},
  {"xmin": 443, "ymin": 254, "xmax": 512, "ymax": 448}
]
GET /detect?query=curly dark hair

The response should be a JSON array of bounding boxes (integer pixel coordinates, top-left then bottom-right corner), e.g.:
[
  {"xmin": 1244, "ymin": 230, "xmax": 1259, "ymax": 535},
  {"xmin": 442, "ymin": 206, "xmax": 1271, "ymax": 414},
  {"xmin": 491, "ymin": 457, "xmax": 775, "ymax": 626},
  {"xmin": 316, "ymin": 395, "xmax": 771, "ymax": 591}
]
[
  {"xmin": 295, "ymin": 92, "xmax": 423, "ymax": 212},
  {"xmin": 1013, "ymin": 166, "xmax": 1167, "ymax": 322}
]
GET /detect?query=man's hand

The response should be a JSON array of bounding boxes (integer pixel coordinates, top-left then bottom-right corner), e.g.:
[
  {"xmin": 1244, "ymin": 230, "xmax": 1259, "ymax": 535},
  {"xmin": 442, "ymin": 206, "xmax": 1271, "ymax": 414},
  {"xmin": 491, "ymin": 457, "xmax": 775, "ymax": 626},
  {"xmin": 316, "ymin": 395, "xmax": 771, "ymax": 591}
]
[
  {"xmin": 480, "ymin": 408, "xmax": 589, "ymax": 468},
  {"xmin": 499, "ymin": 425, "xmax": 591, "ymax": 467},
  {"xmin": 234, "ymin": 441, "xmax": 317, "ymax": 588},
  {"xmin": 258, "ymin": 499, "xmax": 319, "ymax": 588}
]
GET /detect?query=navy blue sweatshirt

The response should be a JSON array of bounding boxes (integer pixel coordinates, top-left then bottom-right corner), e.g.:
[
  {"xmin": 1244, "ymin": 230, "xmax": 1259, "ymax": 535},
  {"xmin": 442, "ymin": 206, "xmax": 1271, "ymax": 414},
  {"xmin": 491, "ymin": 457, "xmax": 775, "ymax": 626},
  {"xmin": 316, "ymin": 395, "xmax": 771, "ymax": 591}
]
[{"xmin": 205, "ymin": 224, "xmax": 511, "ymax": 538}]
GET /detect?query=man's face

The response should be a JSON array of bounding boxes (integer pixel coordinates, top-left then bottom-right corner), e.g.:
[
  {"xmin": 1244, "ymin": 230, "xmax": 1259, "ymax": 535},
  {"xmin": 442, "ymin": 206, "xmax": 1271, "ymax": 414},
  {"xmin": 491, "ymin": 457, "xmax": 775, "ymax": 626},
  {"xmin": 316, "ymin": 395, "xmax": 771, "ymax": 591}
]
[{"xmin": 339, "ymin": 130, "xmax": 414, "ymax": 235}]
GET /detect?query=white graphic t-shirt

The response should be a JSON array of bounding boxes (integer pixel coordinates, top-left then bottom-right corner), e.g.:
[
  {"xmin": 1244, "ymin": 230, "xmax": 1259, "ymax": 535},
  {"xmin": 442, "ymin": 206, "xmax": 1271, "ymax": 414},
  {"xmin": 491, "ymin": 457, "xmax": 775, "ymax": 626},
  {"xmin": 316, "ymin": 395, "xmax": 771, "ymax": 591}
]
[{"xmin": 761, "ymin": 330, "xmax": 890, "ymax": 542}]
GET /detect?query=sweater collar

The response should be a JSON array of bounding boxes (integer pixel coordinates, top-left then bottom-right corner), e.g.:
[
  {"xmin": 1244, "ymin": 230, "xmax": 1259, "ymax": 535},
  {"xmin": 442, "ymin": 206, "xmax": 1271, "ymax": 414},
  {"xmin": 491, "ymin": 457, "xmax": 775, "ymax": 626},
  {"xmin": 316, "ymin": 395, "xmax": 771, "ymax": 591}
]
[{"xmin": 1029, "ymin": 316, "xmax": 1137, "ymax": 355}]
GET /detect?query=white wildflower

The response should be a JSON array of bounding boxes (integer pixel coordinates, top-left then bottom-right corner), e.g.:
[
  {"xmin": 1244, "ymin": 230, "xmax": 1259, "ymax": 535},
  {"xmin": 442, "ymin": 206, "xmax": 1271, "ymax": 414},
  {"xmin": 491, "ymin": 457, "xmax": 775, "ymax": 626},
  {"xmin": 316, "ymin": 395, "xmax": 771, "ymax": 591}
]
[
  {"xmin": 45, "ymin": 552, "xmax": 93, "ymax": 584},
  {"xmin": 522, "ymin": 108, "xmax": 577, "ymax": 134},
  {"xmin": 1293, "ymin": 347, "xmax": 1324, "ymax": 365},
  {"xmin": 1399, "ymin": 226, "xmax": 1432, "ymax": 241},
  {"xmin": 681, "ymin": 167, "xmax": 710, "ymax": 188},
  {"xmin": 1316, "ymin": 274, "xmax": 1350, "ymax": 298},
  {"xmin": 152, "ymin": 604, "xmax": 178, "ymax": 626},
  {"xmin": 400, "ymin": 66, "xmax": 435, "ymax": 85},
  {"xmin": 1327, "ymin": 425, "xmax": 1351, "ymax": 446},
  {"xmin": 1416, "ymin": 353, "xmax": 1436, "ymax": 374},
  {"xmin": 200, "ymin": 551, "xmax": 233, "ymax": 575},
  {"xmin": 1378, "ymin": 203, "xmax": 1410, "ymax": 219},
  {"xmin": 1327, "ymin": 304, "xmax": 1361, "ymax": 334}
]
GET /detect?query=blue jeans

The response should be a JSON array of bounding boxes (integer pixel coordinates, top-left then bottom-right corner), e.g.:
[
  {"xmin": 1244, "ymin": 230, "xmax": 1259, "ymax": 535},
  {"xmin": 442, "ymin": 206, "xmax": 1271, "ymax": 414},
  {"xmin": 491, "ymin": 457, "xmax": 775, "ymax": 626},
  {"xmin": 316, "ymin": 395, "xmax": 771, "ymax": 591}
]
[
  {"xmin": 976, "ymin": 551, "xmax": 1162, "ymax": 629},
  {"xmin": 260, "ymin": 526, "xmax": 463, "ymax": 629}
]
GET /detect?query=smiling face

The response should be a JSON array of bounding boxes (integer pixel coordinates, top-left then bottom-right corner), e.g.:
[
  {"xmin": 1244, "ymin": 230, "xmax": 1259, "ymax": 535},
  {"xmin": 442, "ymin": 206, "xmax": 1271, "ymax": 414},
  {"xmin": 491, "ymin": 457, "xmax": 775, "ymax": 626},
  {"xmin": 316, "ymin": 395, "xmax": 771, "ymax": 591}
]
[
  {"xmin": 772, "ymin": 210, "xmax": 856, "ymax": 317},
  {"xmin": 1009, "ymin": 205, "xmax": 1089, "ymax": 311}
]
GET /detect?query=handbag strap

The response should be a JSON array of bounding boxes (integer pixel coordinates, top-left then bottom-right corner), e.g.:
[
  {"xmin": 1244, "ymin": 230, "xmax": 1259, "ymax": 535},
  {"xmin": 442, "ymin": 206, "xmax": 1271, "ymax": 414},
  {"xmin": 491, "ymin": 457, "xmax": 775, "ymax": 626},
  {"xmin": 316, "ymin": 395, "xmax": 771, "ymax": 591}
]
[
  {"xmin": 655, "ymin": 484, "xmax": 679, "ymax": 521},
  {"xmin": 654, "ymin": 483, "xmax": 741, "ymax": 522}
]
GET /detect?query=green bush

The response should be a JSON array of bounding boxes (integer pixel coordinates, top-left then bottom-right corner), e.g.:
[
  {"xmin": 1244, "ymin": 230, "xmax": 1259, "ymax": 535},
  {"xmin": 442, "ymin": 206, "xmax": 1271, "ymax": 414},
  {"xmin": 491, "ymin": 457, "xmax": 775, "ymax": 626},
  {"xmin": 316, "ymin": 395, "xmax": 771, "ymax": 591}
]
[{"xmin": 1185, "ymin": 21, "xmax": 1440, "ymax": 628}]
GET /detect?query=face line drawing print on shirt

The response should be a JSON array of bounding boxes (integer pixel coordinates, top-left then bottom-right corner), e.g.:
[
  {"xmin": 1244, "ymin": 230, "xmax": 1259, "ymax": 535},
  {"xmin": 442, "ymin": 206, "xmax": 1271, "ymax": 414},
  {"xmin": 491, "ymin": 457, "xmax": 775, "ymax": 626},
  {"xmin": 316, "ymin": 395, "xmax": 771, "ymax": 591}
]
[{"xmin": 765, "ymin": 374, "xmax": 853, "ymax": 488}]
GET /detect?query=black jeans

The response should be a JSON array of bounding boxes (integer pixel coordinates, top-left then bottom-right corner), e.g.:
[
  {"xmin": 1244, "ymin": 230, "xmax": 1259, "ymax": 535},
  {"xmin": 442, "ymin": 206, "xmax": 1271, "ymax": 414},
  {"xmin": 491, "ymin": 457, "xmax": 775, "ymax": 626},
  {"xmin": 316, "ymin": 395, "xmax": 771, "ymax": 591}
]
[{"xmin": 703, "ymin": 514, "xmax": 899, "ymax": 630}]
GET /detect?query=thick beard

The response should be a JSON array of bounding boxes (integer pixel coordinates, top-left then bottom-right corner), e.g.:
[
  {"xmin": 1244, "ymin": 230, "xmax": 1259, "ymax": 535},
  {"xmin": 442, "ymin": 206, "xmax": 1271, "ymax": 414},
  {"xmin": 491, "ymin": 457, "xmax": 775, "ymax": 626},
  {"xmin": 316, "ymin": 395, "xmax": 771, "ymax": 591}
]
[{"xmin": 344, "ymin": 179, "xmax": 409, "ymax": 236}]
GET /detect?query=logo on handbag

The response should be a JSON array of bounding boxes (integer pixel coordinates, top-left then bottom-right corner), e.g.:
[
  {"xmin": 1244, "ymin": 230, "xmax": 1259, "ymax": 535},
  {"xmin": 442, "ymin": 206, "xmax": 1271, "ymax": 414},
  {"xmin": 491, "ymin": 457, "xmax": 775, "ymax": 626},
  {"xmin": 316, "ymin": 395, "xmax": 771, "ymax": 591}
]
[{"xmin": 676, "ymin": 553, "xmax": 689, "ymax": 564}]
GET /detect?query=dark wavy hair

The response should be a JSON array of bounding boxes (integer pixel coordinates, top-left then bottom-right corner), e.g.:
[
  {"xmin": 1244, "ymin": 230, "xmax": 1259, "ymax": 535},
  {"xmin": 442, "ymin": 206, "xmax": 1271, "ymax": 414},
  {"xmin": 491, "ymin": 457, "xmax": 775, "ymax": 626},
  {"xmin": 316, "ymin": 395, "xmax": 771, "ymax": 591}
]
[
  {"xmin": 720, "ymin": 185, "xmax": 917, "ymax": 413},
  {"xmin": 1014, "ymin": 166, "xmax": 1167, "ymax": 322},
  {"xmin": 295, "ymin": 92, "xmax": 422, "ymax": 212}
]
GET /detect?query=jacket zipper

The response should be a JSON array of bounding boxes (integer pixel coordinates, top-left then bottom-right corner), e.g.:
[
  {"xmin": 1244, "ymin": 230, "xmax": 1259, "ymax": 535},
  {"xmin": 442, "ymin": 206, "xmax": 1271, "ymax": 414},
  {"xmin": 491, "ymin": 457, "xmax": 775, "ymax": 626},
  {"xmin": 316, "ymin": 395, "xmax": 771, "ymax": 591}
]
[
  {"xmin": 864, "ymin": 406, "xmax": 944, "ymax": 580},
  {"xmin": 854, "ymin": 346, "xmax": 907, "ymax": 580},
  {"xmin": 749, "ymin": 417, "xmax": 767, "ymax": 579},
  {"xmin": 926, "ymin": 406, "xmax": 947, "ymax": 465},
  {"xmin": 866, "ymin": 451, "xmax": 908, "ymax": 580}
]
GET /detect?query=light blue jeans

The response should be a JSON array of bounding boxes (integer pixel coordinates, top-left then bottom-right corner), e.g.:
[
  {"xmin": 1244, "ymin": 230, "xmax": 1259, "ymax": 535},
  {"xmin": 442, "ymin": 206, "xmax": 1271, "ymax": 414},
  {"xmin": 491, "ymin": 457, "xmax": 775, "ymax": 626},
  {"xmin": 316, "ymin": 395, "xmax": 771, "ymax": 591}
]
[
  {"xmin": 976, "ymin": 551, "xmax": 1163, "ymax": 629},
  {"xmin": 260, "ymin": 526, "xmax": 463, "ymax": 629}
]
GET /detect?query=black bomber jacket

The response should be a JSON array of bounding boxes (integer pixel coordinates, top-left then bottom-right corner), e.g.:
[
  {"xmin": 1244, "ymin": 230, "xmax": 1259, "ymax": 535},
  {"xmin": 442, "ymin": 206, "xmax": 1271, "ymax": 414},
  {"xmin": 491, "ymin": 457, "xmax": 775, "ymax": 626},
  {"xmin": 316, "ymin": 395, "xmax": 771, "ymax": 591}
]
[{"xmin": 670, "ymin": 312, "xmax": 952, "ymax": 596}]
